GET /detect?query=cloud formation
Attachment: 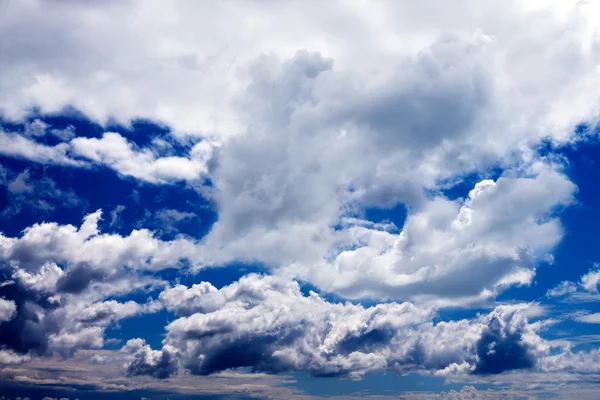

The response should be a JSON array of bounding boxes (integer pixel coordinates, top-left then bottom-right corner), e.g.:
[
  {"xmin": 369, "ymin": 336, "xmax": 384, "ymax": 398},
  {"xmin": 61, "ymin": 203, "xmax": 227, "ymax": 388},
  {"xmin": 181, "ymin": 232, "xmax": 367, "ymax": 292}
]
[
  {"xmin": 155, "ymin": 274, "xmax": 549, "ymax": 378},
  {"xmin": 0, "ymin": 128, "xmax": 214, "ymax": 184},
  {"xmin": 1, "ymin": 1, "xmax": 600, "ymax": 398}
]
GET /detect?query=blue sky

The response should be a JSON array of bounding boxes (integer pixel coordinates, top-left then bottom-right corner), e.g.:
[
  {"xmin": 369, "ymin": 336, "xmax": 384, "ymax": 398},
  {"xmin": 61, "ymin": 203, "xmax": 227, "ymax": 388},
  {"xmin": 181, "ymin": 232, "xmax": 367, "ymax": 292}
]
[{"xmin": 2, "ymin": 1, "xmax": 600, "ymax": 399}]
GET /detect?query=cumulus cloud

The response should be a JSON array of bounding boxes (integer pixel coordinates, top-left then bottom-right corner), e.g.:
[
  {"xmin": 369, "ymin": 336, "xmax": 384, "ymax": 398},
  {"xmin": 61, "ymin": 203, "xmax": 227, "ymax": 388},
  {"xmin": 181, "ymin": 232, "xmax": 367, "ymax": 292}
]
[
  {"xmin": 0, "ymin": 298, "xmax": 16, "ymax": 322},
  {"xmin": 0, "ymin": 209, "xmax": 200, "ymax": 273},
  {"xmin": 0, "ymin": 212, "xmax": 172, "ymax": 360},
  {"xmin": 0, "ymin": 265, "xmax": 156, "ymax": 359},
  {"xmin": 156, "ymin": 274, "xmax": 548, "ymax": 378},
  {"xmin": 1, "ymin": 0, "xmax": 599, "ymax": 139},
  {"xmin": 277, "ymin": 164, "xmax": 575, "ymax": 304},
  {"xmin": 2, "ymin": 1, "xmax": 600, "ymax": 396},
  {"xmin": 189, "ymin": 42, "xmax": 579, "ymax": 304},
  {"xmin": 0, "ymin": 0, "xmax": 592, "ymax": 307},
  {"xmin": 121, "ymin": 338, "xmax": 178, "ymax": 379},
  {"xmin": 580, "ymin": 265, "xmax": 600, "ymax": 293}
]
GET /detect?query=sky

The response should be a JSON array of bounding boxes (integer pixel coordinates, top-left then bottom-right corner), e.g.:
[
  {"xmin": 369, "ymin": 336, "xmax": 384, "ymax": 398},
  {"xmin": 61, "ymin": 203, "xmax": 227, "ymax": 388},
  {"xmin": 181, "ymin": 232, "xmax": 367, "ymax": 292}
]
[{"xmin": 2, "ymin": 0, "xmax": 600, "ymax": 399}]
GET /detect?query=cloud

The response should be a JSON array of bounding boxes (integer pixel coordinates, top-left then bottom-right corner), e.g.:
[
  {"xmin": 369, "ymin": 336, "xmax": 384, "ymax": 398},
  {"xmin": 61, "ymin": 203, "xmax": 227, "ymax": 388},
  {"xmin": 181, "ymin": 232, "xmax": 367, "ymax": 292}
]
[
  {"xmin": 538, "ymin": 348, "xmax": 600, "ymax": 375},
  {"xmin": 1, "ymin": 0, "xmax": 599, "ymax": 140},
  {"xmin": 0, "ymin": 269, "xmax": 158, "ymax": 359},
  {"xmin": 546, "ymin": 281, "xmax": 578, "ymax": 298},
  {"xmin": 0, "ymin": 298, "xmax": 16, "ymax": 322},
  {"xmin": 158, "ymin": 274, "xmax": 547, "ymax": 378},
  {"xmin": 0, "ymin": 349, "xmax": 321, "ymax": 399},
  {"xmin": 109, "ymin": 205, "xmax": 126, "ymax": 227},
  {"xmin": 0, "ymin": 264, "xmax": 153, "ymax": 359},
  {"xmin": 473, "ymin": 306, "xmax": 538, "ymax": 374},
  {"xmin": 280, "ymin": 164, "xmax": 575, "ymax": 304},
  {"xmin": 574, "ymin": 313, "xmax": 600, "ymax": 324},
  {"xmin": 190, "ymin": 43, "xmax": 578, "ymax": 305},
  {"xmin": 0, "ymin": 1, "xmax": 592, "ymax": 309},
  {"xmin": 1, "ymin": 1, "xmax": 600, "ymax": 397},
  {"xmin": 121, "ymin": 339, "xmax": 178, "ymax": 379},
  {"xmin": 399, "ymin": 385, "xmax": 526, "ymax": 400},
  {"xmin": 0, "ymin": 212, "xmax": 172, "ymax": 360},
  {"xmin": 580, "ymin": 265, "xmax": 600, "ymax": 293},
  {"xmin": 0, "ymin": 126, "xmax": 215, "ymax": 184},
  {"xmin": 0, "ymin": 129, "xmax": 84, "ymax": 167},
  {"xmin": 546, "ymin": 264, "xmax": 600, "ymax": 303},
  {"xmin": 70, "ymin": 132, "xmax": 214, "ymax": 184},
  {"xmin": 0, "ymin": 209, "xmax": 200, "ymax": 273}
]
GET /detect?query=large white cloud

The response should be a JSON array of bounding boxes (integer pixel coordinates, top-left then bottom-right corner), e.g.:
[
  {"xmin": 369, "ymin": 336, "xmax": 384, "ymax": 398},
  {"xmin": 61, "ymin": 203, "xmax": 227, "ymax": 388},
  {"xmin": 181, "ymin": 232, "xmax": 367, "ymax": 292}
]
[
  {"xmin": 1, "ymin": 0, "xmax": 599, "ymax": 137},
  {"xmin": 283, "ymin": 163, "xmax": 576, "ymax": 303},
  {"xmin": 0, "ymin": 0, "xmax": 595, "ymax": 305},
  {"xmin": 0, "ymin": 211, "xmax": 186, "ymax": 361},
  {"xmin": 151, "ymin": 274, "xmax": 550, "ymax": 378}
]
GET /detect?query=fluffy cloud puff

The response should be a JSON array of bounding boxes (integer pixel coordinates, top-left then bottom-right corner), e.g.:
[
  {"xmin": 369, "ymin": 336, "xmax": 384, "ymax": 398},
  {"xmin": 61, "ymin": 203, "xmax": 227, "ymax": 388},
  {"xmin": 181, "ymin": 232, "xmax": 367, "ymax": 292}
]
[
  {"xmin": 0, "ymin": 263, "xmax": 155, "ymax": 359},
  {"xmin": 121, "ymin": 338, "xmax": 178, "ymax": 379},
  {"xmin": 0, "ymin": 212, "xmax": 175, "ymax": 361},
  {"xmin": 154, "ymin": 274, "xmax": 547, "ymax": 378},
  {"xmin": 0, "ymin": 209, "xmax": 200, "ymax": 273},
  {"xmin": 0, "ymin": 298, "xmax": 16, "ymax": 323},
  {"xmin": 194, "ymin": 44, "xmax": 578, "ymax": 304},
  {"xmin": 284, "ymin": 164, "xmax": 576, "ymax": 304}
]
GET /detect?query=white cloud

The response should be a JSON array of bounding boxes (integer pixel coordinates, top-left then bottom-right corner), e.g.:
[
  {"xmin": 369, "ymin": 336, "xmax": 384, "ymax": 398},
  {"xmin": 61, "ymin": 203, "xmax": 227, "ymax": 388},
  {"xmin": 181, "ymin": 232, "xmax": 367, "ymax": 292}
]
[
  {"xmin": 157, "ymin": 274, "xmax": 548, "ymax": 378},
  {"xmin": 0, "ymin": 0, "xmax": 593, "ymax": 307},
  {"xmin": 2, "ymin": 1, "xmax": 600, "ymax": 392},
  {"xmin": 0, "ymin": 128, "xmax": 84, "ymax": 167},
  {"xmin": 580, "ymin": 265, "xmax": 600, "ymax": 293},
  {"xmin": 538, "ymin": 348, "xmax": 600, "ymax": 374},
  {"xmin": 1, "ymin": 0, "xmax": 599, "ymax": 139},
  {"xmin": 546, "ymin": 281, "xmax": 578, "ymax": 298},
  {"xmin": 0, "ymin": 128, "xmax": 215, "ymax": 184},
  {"xmin": 276, "ymin": 164, "xmax": 575, "ymax": 304},
  {"xmin": 70, "ymin": 133, "xmax": 214, "ymax": 183},
  {"xmin": 0, "ymin": 298, "xmax": 16, "ymax": 323},
  {"xmin": 0, "ymin": 209, "xmax": 200, "ymax": 273},
  {"xmin": 0, "ymin": 211, "xmax": 185, "ymax": 360},
  {"xmin": 546, "ymin": 264, "xmax": 600, "ymax": 303},
  {"xmin": 574, "ymin": 313, "xmax": 600, "ymax": 324},
  {"xmin": 121, "ymin": 338, "xmax": 178, "ymax": 379}
]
